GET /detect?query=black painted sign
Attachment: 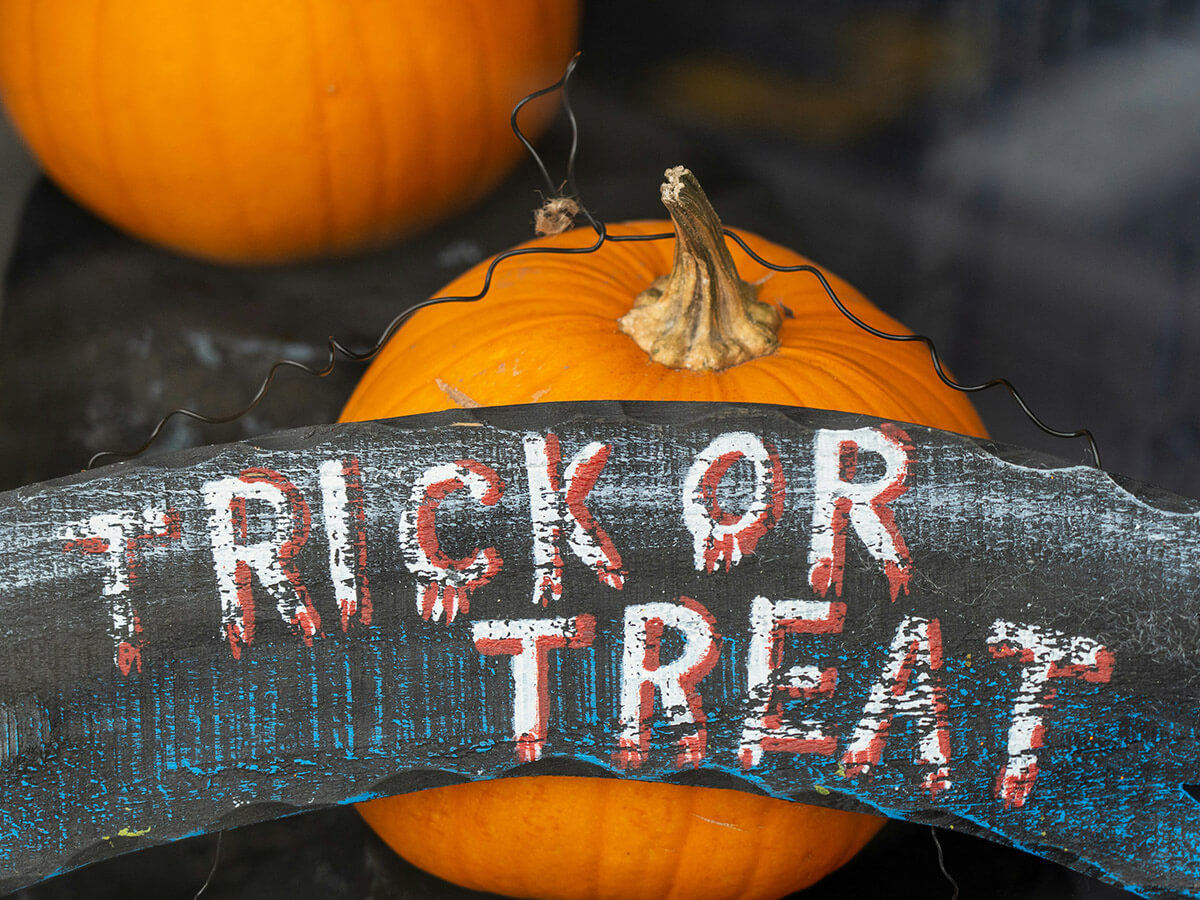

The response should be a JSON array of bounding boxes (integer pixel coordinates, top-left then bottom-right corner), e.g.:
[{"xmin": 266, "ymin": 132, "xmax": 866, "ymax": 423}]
[{"xmin": 0, "ymin": 401, "xmax": 1197, "ymax": 897}]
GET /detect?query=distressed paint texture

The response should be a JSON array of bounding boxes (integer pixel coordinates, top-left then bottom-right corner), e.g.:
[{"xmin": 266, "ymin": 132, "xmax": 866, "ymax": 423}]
[{"xmin": 0, "ymin": 401, "xmax": 1198, "ymax": 897}]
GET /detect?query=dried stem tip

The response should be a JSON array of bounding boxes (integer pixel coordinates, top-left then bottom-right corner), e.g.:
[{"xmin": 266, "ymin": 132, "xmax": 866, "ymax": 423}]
[
  {"xmin": 618, "ymin": 166, "xmax": 780, "ymax": 371},
  {"xmin": 534, "ymin": 196, "xmax": 579, "ymax": 237}
]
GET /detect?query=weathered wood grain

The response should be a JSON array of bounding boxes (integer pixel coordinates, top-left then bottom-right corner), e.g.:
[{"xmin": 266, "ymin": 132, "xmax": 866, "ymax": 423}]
[{"xmin": 0, "ymin": 400, "xmax": 1196, "ymax": 897}]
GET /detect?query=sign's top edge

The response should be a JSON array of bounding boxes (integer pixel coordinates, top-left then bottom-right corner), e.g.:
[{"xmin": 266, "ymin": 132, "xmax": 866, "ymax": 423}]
[{"xmin": 13, "ymin": 400, "xmax": 1198, "ymax": 516}]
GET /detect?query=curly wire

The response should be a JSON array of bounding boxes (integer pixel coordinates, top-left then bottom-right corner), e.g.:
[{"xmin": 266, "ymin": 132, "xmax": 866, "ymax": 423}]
[
  {"xmin": 930, "ymin": 827, "xmax": 960, "ymax": 900},
  {"xmin": 510, "ymin": 52, "xmax": 579, "ymax": 198},
  {"xmin": 88, "ymin": 54, "xmax": 1100, "ymax": 471},
  {"xmin": 723, "ymin": 231, "xmax": 1101, "ymax": 467}
]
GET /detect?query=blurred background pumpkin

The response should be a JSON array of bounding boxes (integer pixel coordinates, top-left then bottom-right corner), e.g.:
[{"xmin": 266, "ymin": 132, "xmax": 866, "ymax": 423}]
[{"xmin": 0, "ymin": 0, "xmax": 579, "ymax": 263}]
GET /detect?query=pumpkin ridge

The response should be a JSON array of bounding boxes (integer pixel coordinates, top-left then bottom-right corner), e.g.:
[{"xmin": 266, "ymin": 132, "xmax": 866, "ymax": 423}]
[
  {"xmin": 400, "ymin": 1, "xmax": 443, "ymax": 228},
  {"xmin": 731, "ymin": 799, "xmax": 768, "ymax": 899},
  {"xmin": 467, "ymin": 0, "xmax": 495, "ymax": 197},
  {"xmin": 91, "ymin": 0, "xmax": 148, "ymax": 240},
  {"xmin": 125, "ymin": 4, "xmax": 173, "ymax": 245},
  {"xmin": 661, "ymin": 786, "xmax": 700, "ymax": 900},
  {"xmin": 195, "ymin": 0, "xmax": 264, "ymax": 258},
  {"xmin": 302, "ymin": 0, "xmax": 339, "ymax": 254},
  {"xmin": 343, "ymin": 2, "xmax": 387, "ymax": 242},
  {"xmin": 730, "ymin": 353, "xmax": 831, "ymax": 411},
  {"xmin": 500, "ymin": 247, "xmax": 665, "ymax": 294},
  {"xmin": 767, "ymin": 312, "xmax": 984, "ymax": 436},
  {"xmin": 776, "ymin": 336, "xmax": 984, "ymax": 436},
  {"xmin": 30, "ymin": 2, "xmax": 95, "ymax": 226}
]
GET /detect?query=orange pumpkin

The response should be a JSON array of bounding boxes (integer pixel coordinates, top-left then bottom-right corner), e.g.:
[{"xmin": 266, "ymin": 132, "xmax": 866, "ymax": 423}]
[
  {"xmin": 0, "ymin": 0, "xmax": 578, "ymax": 264},
  {"xmin": 345, "ymin": 168, "xmax": 986, "ymax": 899}
]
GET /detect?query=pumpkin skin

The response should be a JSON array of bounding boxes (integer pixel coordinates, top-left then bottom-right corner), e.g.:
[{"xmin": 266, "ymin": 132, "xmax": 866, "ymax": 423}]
[
  {"xmin": 0, "ymin": 0, "xmax": 578, "ymax": 263},
  {"xmin": 340, "ymin": 220, "xmax": 987, "ymax": 438},
  {"xmin": 343, "ymin": 210, "xmax": 985, "ymax": 899},
  {"xmin": 358, "ymin": 777, "xmax": 886, "ymax": 900}
]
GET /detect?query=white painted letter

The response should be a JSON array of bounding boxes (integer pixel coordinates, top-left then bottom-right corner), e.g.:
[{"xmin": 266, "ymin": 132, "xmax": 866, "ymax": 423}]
[
  {"xmin": 319, "ymin": 457, "xmax": 371, "ymax": 630},
  {"xmin": 739, "ymin": 595, "xmax": 845, "ymax": 768},
  {"xmin": 683, "ymin": 432, "xmax": 785, "ymax": 573},
  {"xmin": 809, "ymin": 425, "xmax": 914, "ymax": 601},
  {"xmin": 988, "ymin": 619, "xmax": 1114, "ymax": 808},
  {"xmin": 62, "ymin": 508, "xmax": 180, "ymax": 674},
  {"xmin": 472, "ymin": 614, "xmax": 596, "ymax": 762},
  {"xmin": 203, "ymin": 468, "xmax": 319, "ymax": 657},
  {"xmin": 397, "ymin": 459, "xmax": 504, "ymax": 624},
  {"xmin": 843, "ymin": 615, "xmax": 952, "ymax": 795},
  {"xmin": 614, "ymin": 598, "xmax": 721, "ymax": 770},
  {"xmin": 525, "ymin": 433, "xmax": 624, "ymax": 605}
]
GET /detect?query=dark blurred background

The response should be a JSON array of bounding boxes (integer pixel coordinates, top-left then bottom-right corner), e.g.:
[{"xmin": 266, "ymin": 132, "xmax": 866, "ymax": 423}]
[{"xmin": 3, "ymin": 1, "xmax": 1197, "ymax": 897}]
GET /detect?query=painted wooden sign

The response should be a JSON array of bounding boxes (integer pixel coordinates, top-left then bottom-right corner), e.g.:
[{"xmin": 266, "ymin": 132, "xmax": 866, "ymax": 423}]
[{"xmin": 0, "ymin": 400, "xmax": 1197, "ymax": 897}]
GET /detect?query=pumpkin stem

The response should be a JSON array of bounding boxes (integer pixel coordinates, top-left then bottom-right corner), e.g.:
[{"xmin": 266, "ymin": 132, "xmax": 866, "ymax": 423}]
[{"xmin": 618, "ymin": 166, "xmax": 780, "ymax": 371}]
